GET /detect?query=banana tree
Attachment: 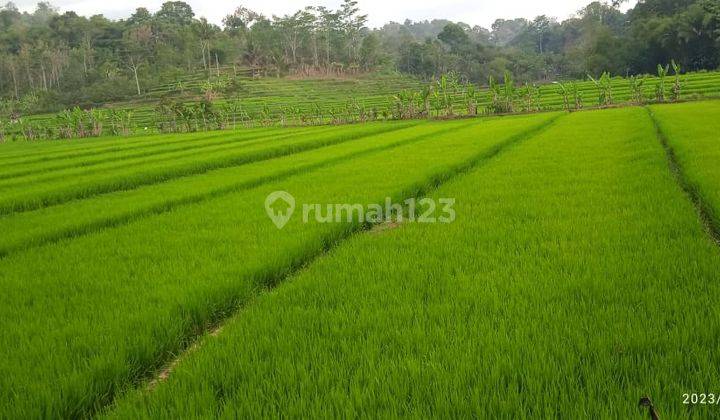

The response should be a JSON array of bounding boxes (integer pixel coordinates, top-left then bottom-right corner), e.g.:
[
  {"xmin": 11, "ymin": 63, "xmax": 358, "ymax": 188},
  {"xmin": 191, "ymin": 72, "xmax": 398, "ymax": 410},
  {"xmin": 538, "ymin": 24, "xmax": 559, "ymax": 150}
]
[
  {"xmin": 108, "ymin": 109, "xmax": 133, "ymax": 136},
  {"xmin": 588, "ymin": 72, "xmax": 613, "ymax": 107},
  {"xmin": 488, "ymin": 75, "xmax": 502, "ymax": 114},
  {"xmin": 418, "ymin": 84, "xmax": 432, "ymax": 117},
  {"xmin": 656, "ymin": 64, "xmax": 669, "ymax": 102},
  {"xmin": 671, "ymin": 59, "xmax": 682, "ymax": 101},
  {"xmin": 225, "ymin": 98, "xmax": 244, "ymax": 129},
  {"xmin": 521, "ymin": 82, "xmax": 540, "ymax": 112},
  {"xmin": 464, "ymin": 83, "xmax": 479, "ymax": 115},
  {"xmin": 260, "ymin": 103, "xmax": 273, "ymax": 126},
  {"xmin": 488, "ymin": 71, "xmax": 516, "ymax": 114},
  {"xmin": 502, "ymin": 71, "xmax": 516, "ymax": 113},
  {"xmin": 435, "ymin": 74, "xmax": 454, "ymax": 117},
  {"xmin": 20, "ymin": 121, "xmax": 40, "ymax": 141},
  {"xmin": 88, "ymin": 109, "xmax": 106, "ymax": 137},
  {"xmin": 553, "ymin": 81, "xmax": 571, "ymax": 112},
  {"xmin": 628, "ymin": 75, "xmax": 646, "ymax": 104},
  {"xmin": 431, "ymin": 86, "xmax": 443, "ymax": 117},
  {"xmin": 392, "ymin": 90, "xmax": 418, "ymax": 119},
  {"xmin": 571, "ymin": 82, "xmax": 583, "ymax": 110}
]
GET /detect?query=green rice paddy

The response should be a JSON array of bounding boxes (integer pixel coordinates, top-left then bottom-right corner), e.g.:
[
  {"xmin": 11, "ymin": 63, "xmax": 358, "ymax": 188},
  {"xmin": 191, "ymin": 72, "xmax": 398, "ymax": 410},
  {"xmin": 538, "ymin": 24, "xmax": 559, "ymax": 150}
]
[
  {"xmin": 10, "ymin": 69, "xmax": 720, "ymax": 138},
  {"xmin": 1, "ymin": 102, "xmax": 719, "ymax": 418}
]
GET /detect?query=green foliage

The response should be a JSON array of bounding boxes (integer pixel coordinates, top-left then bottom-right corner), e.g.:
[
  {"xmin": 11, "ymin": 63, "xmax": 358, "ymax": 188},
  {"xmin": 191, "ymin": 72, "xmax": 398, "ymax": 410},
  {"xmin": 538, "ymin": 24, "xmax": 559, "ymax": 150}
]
[
  {"xmin": 554, "ymin": 81, "xmax": 571, "ymax": 112},
  {"xmin": 108, "ymin": 109, "xmax": 135, "ymax": 136},
  {"xmin": 520, "ymin": 82, "xmax": 541, "ymax": 112},
  {"xmin": 628, "ymin": 75, "xmax": 646, "ymax": 104},
  {"xmin": 671, "ymin": 59, "xmax": 682, "ymax": 102},
  {"xmin": 4, "ymin": 66, "xmax": 720, "ymax": 141},
  {"xmin": 154, "ymin": 98, "xmax": 225, "ymax": 133},
  {"xmin": 432, "ymin": 73, "xmax": 458, "ymax": 117},
  {"xmin": 464, "ymin": 83, "xmax": 479, "ymax": 115},
  {"xmin": 554, "ymin": 81, "xmax": 582, "ymax": 112},
  {"xmin": 391, "ymin": 90, "xmax": 418, "ymax": 119},
  {"xmin": 1, "ymin": 0, "xmax": 720, "ymax": 116},
  {"xmin": 418, "ymin": 84, "xmax": 432, "ymax": 117},
  {"xmin": 54, "ymin": 107, "xmax": 105, "ymax": 139},
  {"xmin": 656, "ymin": 64, "xmax": 669, "ymax": 102},
  {"xmin": 588, "ymin": 72, "xmax": 613, "ymax": 107},
  {"xmin": 261, "ymin": 103, "xmax": 273, "ymax": 125},
  {"xmin": 488, "ymin": 71, "xmax": 516, "ymax": 114}
]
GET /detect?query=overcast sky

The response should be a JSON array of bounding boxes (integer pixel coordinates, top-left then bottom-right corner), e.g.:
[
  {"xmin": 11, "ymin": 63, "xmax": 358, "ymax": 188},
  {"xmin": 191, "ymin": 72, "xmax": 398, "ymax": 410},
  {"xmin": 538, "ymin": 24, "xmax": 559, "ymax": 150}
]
[{"xmin": 11, "ymin": 0, "xmax": 637, "ymax": 29}]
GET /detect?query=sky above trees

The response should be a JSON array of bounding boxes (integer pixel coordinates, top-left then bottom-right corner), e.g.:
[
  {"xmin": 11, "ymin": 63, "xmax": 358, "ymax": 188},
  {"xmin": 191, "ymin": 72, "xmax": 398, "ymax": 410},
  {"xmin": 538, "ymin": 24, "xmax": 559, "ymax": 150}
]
[{"xmin": 12, "ymin": 0, "xmax": 637, "ymax": 28}]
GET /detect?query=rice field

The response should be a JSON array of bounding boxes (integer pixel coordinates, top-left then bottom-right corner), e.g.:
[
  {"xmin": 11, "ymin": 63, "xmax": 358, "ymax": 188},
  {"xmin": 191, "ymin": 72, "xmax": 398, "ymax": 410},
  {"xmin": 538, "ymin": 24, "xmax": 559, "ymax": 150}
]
[
  {"xmin": 97, "ymin": 69, "xmax": 720, "ymax": 124},
  {"xmin": 9, "ymin": 69, "xmax": 720, "ymax": 139},
  {"xmin": 1, "ymin": 102, "xmax": 719, "ymax": 418}
]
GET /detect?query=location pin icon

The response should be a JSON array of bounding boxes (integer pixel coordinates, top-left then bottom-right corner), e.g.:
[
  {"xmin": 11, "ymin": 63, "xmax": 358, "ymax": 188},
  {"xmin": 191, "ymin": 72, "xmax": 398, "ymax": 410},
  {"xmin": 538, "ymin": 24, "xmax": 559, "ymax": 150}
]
[{"xmin": 265, "ymin": 191, "xmax": 296, "ymax": 229}]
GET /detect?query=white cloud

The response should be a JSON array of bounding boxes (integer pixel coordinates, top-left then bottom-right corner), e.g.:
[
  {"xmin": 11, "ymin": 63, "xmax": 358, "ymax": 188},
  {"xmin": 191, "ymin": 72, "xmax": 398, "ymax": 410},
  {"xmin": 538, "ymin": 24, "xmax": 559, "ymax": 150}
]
[{"xmin": 10, "ymin": 0, "xmax": 637, "ymax": 28}]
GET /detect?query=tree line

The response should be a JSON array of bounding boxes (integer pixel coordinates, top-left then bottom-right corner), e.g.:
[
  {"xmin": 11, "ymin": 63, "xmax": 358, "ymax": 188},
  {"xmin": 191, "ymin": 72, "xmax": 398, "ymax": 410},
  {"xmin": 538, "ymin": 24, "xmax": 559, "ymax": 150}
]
[{"xmin": 0, "ymin": 0, "xmax": 719, "ymax": 116}]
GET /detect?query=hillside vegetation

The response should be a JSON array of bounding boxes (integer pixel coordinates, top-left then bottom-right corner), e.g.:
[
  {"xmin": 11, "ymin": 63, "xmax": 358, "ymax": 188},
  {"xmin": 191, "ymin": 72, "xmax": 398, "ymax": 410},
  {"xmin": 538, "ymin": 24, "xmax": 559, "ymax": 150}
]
[
  {"xmin": 1, "ymin": 0, "xmax": 719, "ymax": 120},
  {"xmin": 4, "ymin": 66, "xmax": 720, "ymax": 141}
]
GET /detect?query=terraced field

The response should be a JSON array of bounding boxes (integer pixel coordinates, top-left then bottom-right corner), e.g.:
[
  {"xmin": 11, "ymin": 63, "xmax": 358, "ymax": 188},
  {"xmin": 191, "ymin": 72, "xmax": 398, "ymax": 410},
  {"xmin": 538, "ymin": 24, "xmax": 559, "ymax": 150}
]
[
  {"xmin": 1, "ymin": 103, "xmax": 719, "ymax": 418},
  {"xmin": 113, "ymin": 69, "xmax": 720, "ymax": 122},
  {"xmin": 9, "ymin": 69, "xmax": 720, "ymax": 139},
  {"xmin": 12, "ymin": 74, "xmax": 424, "ymax": 135}
]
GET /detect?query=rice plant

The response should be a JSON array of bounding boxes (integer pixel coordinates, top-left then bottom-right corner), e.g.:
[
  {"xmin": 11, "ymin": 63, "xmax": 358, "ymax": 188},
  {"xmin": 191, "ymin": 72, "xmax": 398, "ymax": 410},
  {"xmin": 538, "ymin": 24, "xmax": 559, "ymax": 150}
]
[
  {"xmin": 98, "ymin": 108, "xmax": 720, "ymax": 420},
  {"xmin": 0, "ymin": 115, "xmax": 552, "ymax": 418}
]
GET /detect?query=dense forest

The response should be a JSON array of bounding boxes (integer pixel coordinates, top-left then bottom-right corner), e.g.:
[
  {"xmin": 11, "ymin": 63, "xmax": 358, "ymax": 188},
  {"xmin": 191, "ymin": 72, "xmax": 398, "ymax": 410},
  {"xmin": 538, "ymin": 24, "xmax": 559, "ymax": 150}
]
[{"xmin": 0, "ymin": 0, "xmax": 719, "ymax": 114}]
